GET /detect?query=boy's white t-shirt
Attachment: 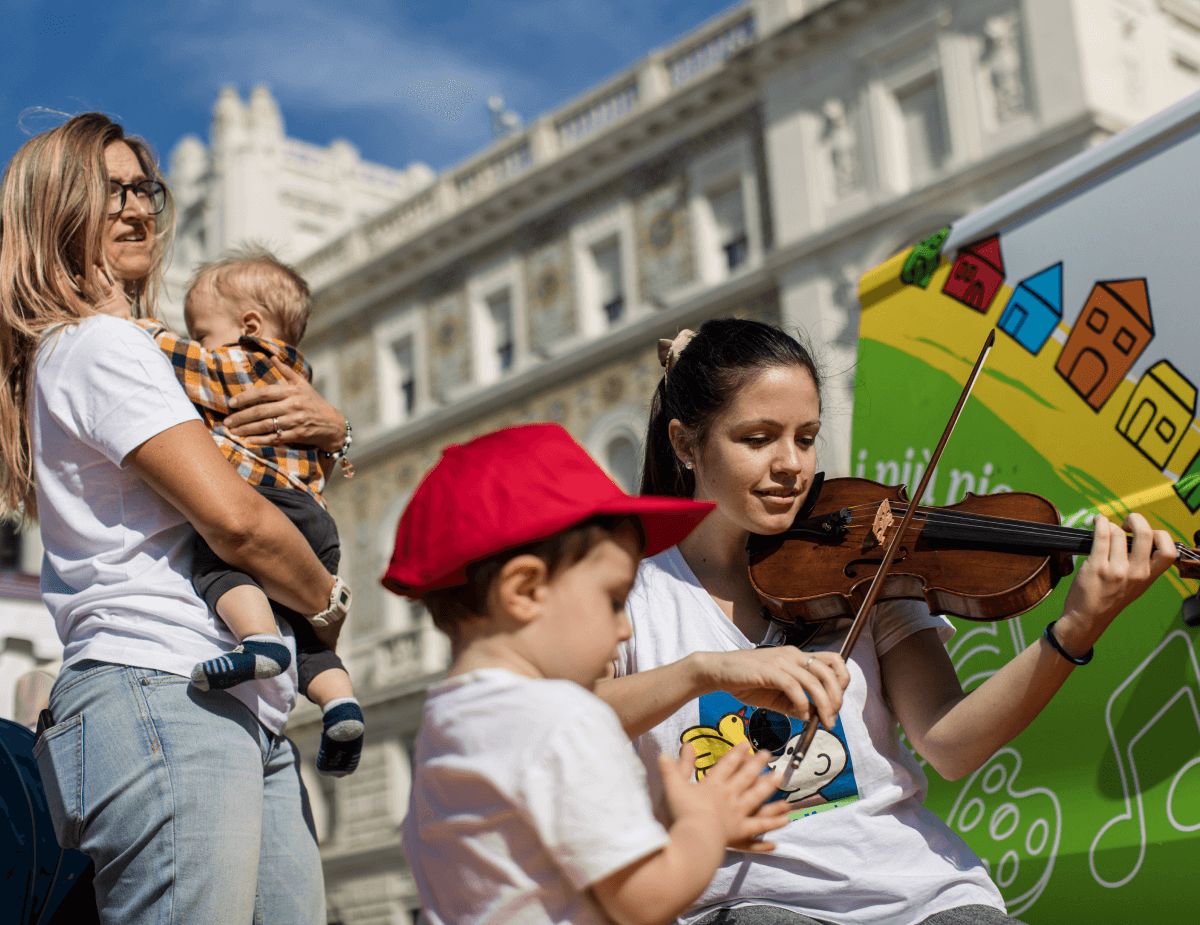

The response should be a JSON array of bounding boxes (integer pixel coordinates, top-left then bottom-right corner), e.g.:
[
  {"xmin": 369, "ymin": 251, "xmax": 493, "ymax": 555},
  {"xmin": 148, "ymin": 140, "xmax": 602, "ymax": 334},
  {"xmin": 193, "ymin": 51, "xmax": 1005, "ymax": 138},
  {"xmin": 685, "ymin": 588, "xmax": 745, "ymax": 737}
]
[
  {"xmin": 30, "ymin": 315, "xmax": 297, "ymax": 733},
  {"xmin": 618, "ymin": 547, "xmax": 1005, "ymax": 925},
  {"xmin": 403, "ymin": 668, "xmax": 670, "ymax": 925}
]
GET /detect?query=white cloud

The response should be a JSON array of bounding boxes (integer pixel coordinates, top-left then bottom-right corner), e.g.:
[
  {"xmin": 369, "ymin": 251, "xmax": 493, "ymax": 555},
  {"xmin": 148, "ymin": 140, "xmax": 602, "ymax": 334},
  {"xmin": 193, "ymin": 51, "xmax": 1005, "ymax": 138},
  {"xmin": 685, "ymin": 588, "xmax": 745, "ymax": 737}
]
[{"xmin": 157, "ymin": 0, "xmax": 534, "ymax": 142}]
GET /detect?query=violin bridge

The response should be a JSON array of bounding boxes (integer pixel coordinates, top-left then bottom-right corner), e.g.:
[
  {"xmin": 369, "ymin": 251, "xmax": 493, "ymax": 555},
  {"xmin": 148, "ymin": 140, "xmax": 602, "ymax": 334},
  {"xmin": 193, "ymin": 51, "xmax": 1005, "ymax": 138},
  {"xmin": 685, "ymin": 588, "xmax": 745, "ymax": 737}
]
[{"xmin": 869, "ymin": 499, "xmax": 894, "ymax": 549}]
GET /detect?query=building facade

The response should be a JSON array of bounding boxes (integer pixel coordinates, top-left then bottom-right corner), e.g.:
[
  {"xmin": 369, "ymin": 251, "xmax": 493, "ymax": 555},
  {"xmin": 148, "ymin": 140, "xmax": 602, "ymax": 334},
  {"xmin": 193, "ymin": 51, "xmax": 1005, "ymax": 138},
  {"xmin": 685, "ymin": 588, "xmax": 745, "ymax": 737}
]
[
  {"xmin": 281, "ymin": 1, "xmax": 1200, "ymax": 922},
  {"xmin": 162, "ymin": 85, "xmax": 436, "ymax": 329}
]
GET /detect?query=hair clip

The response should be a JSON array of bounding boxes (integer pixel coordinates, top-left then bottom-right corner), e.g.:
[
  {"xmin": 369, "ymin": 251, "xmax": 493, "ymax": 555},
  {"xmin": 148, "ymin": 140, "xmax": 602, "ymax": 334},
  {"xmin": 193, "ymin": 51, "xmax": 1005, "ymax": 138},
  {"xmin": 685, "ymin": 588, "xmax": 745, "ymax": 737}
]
[{"xmin": 657, "ymin": 329, "xmax": 696, "ymax": 380}]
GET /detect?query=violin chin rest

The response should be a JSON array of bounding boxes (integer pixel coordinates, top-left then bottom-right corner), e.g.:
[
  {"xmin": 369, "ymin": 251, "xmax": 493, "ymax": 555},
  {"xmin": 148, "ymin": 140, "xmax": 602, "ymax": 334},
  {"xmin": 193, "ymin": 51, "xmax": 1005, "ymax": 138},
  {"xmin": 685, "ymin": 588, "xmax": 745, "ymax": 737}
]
[{"xmin": 1182, "ymin": 594, "xmax": 1200, "ymax": 628}]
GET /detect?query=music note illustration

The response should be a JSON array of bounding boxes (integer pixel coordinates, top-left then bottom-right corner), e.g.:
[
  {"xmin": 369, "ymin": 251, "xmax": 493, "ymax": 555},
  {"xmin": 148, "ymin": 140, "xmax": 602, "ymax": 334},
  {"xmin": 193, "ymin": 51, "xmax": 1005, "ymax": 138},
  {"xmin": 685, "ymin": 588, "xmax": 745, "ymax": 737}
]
[{"xmin": 1089, "ymin": 630, "xmax": 1200, "ymax": 888}]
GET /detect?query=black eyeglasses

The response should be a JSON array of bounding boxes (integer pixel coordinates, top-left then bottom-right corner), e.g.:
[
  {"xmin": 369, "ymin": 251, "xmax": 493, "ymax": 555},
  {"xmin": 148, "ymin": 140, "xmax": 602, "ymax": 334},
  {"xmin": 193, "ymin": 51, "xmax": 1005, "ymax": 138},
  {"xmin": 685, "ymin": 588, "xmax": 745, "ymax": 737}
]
[{"xmin": 106, "ymin": 181, "xmax": 166, "ymax": 216}]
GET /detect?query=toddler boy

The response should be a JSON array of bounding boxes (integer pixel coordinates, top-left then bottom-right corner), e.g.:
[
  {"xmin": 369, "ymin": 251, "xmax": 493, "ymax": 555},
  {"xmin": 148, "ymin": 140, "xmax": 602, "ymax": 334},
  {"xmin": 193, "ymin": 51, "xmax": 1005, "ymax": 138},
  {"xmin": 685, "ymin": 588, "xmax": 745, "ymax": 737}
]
[
  {"xmin": 382, "ymin": 423, "xmax": 789, "ymax": 925},
  {"xmin": 137, "ymin": 249, "xmax": 362, "ymax": 776}
]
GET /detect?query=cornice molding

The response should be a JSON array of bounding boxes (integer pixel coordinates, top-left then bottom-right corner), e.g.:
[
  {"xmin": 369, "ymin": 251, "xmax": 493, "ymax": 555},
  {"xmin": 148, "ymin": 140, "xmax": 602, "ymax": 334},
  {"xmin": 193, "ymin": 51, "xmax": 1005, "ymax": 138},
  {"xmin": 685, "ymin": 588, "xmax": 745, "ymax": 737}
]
[
  {"xmin": 340, "ymin": 108, "xmax": 1112, "ymax": 472},
  {"xmin": 302, "ymin": 1, "xmax": 892, "ymax": 329}
]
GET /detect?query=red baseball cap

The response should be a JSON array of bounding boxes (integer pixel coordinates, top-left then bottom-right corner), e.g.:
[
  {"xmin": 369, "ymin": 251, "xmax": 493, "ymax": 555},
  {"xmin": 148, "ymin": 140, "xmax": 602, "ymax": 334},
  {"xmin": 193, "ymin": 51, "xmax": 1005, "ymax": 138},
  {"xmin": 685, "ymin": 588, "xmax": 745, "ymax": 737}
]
[{"xmin": 381, "ymin": 423, "xmax": 714, "ymax": 598}]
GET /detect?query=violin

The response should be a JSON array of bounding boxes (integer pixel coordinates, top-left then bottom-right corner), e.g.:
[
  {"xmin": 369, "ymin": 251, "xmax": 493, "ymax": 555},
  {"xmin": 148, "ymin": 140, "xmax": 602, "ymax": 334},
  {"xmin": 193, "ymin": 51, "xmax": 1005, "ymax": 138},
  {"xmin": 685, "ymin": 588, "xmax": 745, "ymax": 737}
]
[
  {"xmin": 750, "ymin": 330, "xmax": 1200, "ymax": 767},
  {"xmin": 748, "ymin": 471, "xmax": 1200, "ymax": 627}
]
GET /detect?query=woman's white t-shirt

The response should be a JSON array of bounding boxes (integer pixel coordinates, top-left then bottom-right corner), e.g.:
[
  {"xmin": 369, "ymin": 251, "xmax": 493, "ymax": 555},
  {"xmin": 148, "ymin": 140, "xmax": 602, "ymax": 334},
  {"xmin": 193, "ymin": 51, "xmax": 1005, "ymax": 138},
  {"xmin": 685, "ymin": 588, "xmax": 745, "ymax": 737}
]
[
  {"xmin": 617, "ymin": 546, "xmax": 1004, "ymax": 925},
  {"xmin": 30, "ymin": 315, "xmax": 297, "ymax": 733}
]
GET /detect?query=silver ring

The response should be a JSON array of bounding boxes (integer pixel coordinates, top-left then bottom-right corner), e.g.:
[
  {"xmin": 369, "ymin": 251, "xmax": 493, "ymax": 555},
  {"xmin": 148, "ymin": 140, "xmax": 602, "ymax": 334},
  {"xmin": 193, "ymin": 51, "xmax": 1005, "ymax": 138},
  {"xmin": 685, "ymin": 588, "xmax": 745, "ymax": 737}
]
[
  {"xmin": 273, "ymin": 417, "xmax": 282, "ymax": 435},
  {"xmin": 805, "ymin": 656, "xmax": 815, "ymax": 669}
]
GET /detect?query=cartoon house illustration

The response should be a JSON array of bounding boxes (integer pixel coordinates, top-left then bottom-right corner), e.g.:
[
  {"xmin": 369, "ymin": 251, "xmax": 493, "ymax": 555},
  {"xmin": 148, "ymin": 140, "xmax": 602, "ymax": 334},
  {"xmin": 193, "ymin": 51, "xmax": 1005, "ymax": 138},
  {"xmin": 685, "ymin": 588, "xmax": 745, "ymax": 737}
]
[
  {"xmin": 901, "ymin": 226, "xmax": 950, "ymax": 288},
  {"xmin": 1055, "ymin": 278, "xmax": 1153, "ymax": 411},
  {"xmin": 942, "ymin": 235, "xmax": 1004, "ymax": 313},
  {"xmin": 1117, "ymin": 360, "xmax": 1197, "ymax": 468},
  {"xmin": 1167, "ymin": 419, "xmax": 1200, "ymax": 513},
  {"xmin": 997, "ymin": 262, "xmax": 1062, "ymax": 354},
  {"xmin": 1174, "ymin": 445, "xmax": 1200, "ymax": 513}
]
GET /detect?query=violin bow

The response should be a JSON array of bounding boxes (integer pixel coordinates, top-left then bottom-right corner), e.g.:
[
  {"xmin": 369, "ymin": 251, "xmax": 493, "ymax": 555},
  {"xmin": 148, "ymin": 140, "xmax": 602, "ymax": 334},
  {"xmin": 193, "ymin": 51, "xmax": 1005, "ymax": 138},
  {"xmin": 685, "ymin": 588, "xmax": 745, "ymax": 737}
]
[{"xmin": 790, "ymin": 328, "xmax": 996, "ymax": 768}]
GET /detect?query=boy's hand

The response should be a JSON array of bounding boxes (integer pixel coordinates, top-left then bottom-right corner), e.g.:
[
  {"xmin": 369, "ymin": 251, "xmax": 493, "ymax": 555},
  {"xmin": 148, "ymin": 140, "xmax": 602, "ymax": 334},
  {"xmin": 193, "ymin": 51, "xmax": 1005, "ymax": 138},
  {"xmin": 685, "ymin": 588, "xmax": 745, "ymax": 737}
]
[{"xmin": 659, "ymin": 741, "xmax": 789, "ymax": 853}]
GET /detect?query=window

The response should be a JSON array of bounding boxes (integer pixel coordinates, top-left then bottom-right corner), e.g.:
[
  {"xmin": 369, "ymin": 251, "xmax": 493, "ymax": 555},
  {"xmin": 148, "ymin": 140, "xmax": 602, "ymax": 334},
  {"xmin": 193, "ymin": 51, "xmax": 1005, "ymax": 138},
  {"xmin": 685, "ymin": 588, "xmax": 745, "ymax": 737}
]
[
  {"xmin": 896, "ymin": 75, "xmax": 948, "ymax": 185},
  {"xmin": 486, "ymin": 290, "xmax": 515, "ymax": 373},
  {"xmin": 392, "ymin": 336, "xmax": 416, "ymax": 419},
  {"xmin": 605, "ymin": 435, "xmax": 639, "ymax": 493},
  {"xmin": 374, "ymin": 306, "xmax": 427, "ymax": 432},
  {"xmin": 1087, "ymin": 308, "xmax": 1109, "ymax": 334},
  {"xmin": 591, "ymin": 238, "xmax": 624, "ymax": 324},
  {"xmin": 709, "ymin": 185, "xmax": 749, "ymax": 271},
  {"xmin": 1113, "ymin": 327, "xmax": 1135, "ymax": 354},
  {"xmin": 688, "ymin": 136, "xmax": 760, "ymax": 285}
]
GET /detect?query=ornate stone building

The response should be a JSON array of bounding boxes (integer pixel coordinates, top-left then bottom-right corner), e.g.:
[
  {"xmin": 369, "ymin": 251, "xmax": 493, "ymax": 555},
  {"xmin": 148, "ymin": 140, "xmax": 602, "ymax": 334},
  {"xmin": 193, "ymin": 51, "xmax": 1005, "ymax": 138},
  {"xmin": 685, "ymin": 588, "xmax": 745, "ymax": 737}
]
[
  {"xmin": 281, "ymin": 1, "xmax": 1200, "ymax": 921},
  {"xmin": 161, "ymin": 85, "xmax": 436, "ymax": 329}
]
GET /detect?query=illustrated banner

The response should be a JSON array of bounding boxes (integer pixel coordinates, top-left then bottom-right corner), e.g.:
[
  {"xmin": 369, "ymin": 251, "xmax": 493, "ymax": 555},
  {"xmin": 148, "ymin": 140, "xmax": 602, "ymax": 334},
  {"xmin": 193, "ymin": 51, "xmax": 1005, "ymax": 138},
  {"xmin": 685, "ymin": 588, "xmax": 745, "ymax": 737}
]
[{"xmin": 851, "ymin": 110, "xmax": 1200, "ymax": 921}]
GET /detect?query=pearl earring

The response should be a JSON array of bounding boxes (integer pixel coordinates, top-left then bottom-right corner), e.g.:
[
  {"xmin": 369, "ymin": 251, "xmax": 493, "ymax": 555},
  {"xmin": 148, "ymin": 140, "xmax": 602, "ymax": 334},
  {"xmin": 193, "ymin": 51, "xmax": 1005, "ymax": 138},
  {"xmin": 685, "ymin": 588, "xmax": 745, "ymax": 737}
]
[{"xmin": 684, "ymin": 461, "xmax": 694, "ymax": 470}]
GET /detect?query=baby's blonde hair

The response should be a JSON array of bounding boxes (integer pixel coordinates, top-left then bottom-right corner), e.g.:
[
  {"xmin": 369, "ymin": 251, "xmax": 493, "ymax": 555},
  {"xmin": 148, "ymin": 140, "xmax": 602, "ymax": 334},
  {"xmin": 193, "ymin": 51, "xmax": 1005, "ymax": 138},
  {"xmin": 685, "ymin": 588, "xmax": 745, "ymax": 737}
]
[{"xmin": 187, "ymin": 246, "xmax": 312, "ymax": 345}]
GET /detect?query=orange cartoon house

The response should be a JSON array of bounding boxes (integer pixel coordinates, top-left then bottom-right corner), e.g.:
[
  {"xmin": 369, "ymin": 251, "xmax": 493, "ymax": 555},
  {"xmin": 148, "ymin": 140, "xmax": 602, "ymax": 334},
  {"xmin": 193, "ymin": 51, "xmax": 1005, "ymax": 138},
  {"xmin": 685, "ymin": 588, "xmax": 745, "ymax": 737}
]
[
  {"xmin": 1117, "ymin": 361, "xmax": 1197, "ymax": 468},
  {"xmin": 942, "ymin": 235, "xmax": 1005, "ymax": 313},
  {"xmin": 1055, "ymin": 279, "xmax": 1153, "ymax": 411}
]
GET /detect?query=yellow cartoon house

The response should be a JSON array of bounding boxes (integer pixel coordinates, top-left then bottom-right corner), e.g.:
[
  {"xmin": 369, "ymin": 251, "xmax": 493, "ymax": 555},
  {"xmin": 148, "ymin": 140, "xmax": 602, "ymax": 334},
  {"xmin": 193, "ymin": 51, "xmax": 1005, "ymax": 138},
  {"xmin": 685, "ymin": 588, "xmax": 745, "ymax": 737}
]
[{"xmin": 1117, "ymin": 360, "xmax": 1197, "ymax": 468}]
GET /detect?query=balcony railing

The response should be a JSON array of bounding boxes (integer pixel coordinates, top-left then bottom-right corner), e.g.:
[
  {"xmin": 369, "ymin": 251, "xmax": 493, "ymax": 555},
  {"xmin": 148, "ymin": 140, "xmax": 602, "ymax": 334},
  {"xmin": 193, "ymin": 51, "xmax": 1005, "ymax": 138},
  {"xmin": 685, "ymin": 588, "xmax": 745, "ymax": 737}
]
[
  {"xmin": 556, "ymin": 83, "xmax": 640, "ymax": 148},
  {"xmin": 667, "ymin": 15, "xmax": 755, "ymax": 87},
  {"xmin": 300, "ymin": 2, "xmax": 764, "ymax": 296}
]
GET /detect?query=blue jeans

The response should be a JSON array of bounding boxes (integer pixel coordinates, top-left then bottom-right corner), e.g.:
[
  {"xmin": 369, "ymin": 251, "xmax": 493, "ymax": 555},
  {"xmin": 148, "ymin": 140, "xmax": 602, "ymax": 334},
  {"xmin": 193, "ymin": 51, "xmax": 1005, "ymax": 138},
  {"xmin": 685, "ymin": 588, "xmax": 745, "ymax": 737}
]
[{"xmin": 33, "ymin": 660, "xmax": 324, "ymax": 924}]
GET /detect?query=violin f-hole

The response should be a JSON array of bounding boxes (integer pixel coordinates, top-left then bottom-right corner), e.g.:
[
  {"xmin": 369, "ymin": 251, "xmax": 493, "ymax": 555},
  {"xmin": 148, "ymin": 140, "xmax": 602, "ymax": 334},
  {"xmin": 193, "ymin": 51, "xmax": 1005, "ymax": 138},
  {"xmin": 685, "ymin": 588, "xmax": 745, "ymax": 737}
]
[{"xmin": 844, "ymin": 548, "xmax": 908, "ymax": 579}]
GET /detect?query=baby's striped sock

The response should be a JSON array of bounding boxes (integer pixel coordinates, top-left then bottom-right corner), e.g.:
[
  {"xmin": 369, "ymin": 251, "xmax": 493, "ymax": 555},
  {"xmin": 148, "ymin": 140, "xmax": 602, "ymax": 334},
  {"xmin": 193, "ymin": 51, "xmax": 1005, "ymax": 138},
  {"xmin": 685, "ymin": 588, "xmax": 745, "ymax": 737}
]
[
  {"xmin": 191, "ymin": 634, "xmax": 292, "ymax": 691},
  {"xmin": 317, "ymin": 697, "xmax": 364, "ymax": 777}
]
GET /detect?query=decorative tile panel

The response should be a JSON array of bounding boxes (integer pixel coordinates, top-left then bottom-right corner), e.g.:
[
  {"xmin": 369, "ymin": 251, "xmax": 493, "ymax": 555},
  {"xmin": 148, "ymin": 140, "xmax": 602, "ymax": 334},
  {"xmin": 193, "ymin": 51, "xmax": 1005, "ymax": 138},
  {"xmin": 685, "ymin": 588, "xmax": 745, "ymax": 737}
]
[
  {"xmin": 635, "ymin": 175, "xmax": 694, "ymax": 304},
  {"xmin": 426, "ymin": 291, "xmax": 472, "ymax": 400},
  {"xmin": 523, "ymin": 239, "xmax": 576, "ymax": 357}
]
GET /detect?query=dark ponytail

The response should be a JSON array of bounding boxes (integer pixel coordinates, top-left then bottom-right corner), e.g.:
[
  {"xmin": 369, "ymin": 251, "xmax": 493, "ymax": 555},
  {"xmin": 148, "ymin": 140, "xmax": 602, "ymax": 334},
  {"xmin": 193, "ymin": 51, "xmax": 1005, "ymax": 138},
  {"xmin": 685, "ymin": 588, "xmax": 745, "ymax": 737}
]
[{"xmin": 640, "ymin": 318, "xmax": 821, "ymax": 498}]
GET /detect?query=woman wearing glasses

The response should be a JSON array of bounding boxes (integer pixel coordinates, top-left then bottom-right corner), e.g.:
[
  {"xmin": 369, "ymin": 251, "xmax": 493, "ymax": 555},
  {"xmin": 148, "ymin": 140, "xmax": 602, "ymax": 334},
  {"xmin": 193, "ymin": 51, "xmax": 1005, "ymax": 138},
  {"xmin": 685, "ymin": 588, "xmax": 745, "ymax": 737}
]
[{"xmin": 0, "ymin": 113, "xmax": 343, "ymax": 923}]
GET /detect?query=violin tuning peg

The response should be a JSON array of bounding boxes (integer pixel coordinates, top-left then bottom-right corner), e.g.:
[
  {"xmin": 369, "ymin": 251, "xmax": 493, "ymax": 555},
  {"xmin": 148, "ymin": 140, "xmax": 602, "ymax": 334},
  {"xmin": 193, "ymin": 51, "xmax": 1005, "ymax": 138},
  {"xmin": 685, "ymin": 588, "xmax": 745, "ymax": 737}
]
[{"xmin": 1183, "ymin": 593, "xmax": 1200, "ymax": 628}]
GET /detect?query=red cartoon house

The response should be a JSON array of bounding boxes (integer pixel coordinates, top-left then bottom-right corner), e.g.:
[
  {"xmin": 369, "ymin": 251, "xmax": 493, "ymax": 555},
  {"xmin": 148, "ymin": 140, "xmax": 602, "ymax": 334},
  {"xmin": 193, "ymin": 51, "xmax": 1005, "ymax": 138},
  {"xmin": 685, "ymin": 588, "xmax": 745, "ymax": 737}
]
[
  {"xmin": 1055, "ymin": 279, "xmax": 1153, "ymax": 411},
  {"xmin": 942, "ymin": 235, "xmax": 1005, "ymax": 313}
]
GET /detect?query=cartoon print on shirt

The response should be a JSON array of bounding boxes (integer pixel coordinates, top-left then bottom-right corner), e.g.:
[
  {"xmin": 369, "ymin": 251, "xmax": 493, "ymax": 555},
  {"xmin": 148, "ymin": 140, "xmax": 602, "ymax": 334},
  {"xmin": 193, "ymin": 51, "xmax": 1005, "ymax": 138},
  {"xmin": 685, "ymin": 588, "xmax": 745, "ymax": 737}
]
[{"xmin": 682, "ymin": 690, "xmax": 860, "ymax": 818}]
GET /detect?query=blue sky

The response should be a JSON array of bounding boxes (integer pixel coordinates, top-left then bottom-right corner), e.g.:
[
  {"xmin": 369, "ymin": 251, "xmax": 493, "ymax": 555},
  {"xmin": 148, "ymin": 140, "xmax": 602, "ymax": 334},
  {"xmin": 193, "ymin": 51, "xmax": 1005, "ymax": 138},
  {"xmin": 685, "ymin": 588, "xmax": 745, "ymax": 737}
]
[{"xmin": 2, "ymin": 0, "xmax": 739, "ymax": 175}]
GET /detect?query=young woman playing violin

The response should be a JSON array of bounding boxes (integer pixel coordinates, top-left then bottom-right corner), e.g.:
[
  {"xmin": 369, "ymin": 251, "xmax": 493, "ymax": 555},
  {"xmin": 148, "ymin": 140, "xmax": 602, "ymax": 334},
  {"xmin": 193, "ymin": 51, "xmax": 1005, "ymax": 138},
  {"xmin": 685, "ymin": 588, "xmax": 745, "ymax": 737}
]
[{"xmin": 595, "ymin": 318, "xmax": 1177, "ymax": 925}]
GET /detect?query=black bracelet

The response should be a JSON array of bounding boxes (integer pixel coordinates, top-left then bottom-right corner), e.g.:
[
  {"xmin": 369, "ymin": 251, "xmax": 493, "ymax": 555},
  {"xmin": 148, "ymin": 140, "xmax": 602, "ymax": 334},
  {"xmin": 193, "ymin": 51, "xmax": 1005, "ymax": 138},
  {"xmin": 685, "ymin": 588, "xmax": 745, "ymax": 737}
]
[{"xmin": 1043, "ymin": 620, "xmax": 1093, "ymax": 665}]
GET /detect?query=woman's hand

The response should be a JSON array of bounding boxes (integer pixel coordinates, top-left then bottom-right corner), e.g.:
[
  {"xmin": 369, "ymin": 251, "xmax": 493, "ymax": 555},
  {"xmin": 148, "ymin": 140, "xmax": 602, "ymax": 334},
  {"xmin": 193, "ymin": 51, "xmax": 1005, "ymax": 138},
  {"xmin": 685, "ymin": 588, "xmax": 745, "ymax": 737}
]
[
  {"xmin": 884, "ymin": 512, "xmax": 1177, "ymax": 781},
  {"xmin": 1054, "ymin": 512, "xmax": 1177, "ymax": 657},
  {"xmin": 695, "ymin": 647, "xmax": 849, "ymax": 729},
  {"xmin": 225, "ymin": 358, "xmax": 346, "ymax": 453}
]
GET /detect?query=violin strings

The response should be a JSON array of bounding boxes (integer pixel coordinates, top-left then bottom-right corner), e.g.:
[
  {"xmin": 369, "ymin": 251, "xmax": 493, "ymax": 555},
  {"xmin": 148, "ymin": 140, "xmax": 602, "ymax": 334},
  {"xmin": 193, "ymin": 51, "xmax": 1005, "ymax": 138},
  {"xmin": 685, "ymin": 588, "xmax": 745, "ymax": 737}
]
[
  {"xmin": 812, "ymin": 521, "xmax": 1200, "ymax": 562},
  {"xmin": 802, "ymin": 505, "xmax": 1200, "ymax": 560}
]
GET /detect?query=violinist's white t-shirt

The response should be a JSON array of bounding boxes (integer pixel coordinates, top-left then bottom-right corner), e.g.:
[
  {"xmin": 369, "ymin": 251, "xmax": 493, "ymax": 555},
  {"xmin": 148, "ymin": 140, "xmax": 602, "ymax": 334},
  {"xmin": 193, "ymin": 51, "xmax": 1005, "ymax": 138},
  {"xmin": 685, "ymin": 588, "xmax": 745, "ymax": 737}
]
[{"xmin": 617, "ymin": 546, "xmax": 1005, "ymax": 925}]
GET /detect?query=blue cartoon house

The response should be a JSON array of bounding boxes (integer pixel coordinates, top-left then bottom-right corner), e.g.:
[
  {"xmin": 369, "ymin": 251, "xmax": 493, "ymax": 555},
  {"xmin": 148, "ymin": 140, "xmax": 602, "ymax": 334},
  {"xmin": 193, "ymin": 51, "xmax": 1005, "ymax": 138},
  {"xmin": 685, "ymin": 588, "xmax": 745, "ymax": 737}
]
[{"xmin": 998, "ymin": 263, "xmax": 1062, "ymax": 354}]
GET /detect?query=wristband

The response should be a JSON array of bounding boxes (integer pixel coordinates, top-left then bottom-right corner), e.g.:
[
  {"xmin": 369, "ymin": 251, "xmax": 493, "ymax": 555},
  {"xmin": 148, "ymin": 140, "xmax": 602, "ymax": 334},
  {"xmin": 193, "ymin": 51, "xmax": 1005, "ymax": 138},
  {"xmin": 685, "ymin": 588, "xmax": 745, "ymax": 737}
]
[
  {"xmin": 310, "ymin": 576, "xmax": 352, "ymax": 628},
  {"xmin": 1043, "ymin": 620, "xmax": 1092, "ymax": 665}
]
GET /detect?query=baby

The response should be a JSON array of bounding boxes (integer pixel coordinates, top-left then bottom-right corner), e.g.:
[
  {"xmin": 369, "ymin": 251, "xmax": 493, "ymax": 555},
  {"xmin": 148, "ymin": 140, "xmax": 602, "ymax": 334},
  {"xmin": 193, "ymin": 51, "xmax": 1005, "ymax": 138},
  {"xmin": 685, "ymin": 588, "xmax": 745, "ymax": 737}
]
[
  {"xmin": 383, "ymin": 423, "xmax": 790, "ymax": 925},
  {"xmin": 138, "ymin": 248, "xmax": 362, "ymax": 776}
]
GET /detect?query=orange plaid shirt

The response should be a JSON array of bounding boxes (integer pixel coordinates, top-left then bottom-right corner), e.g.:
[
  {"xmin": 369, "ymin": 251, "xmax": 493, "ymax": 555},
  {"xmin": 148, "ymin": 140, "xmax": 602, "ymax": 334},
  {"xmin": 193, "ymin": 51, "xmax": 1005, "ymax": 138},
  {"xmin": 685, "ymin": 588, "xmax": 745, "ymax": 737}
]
[{"xmin": 137, "ymin": 319, "xmax": 326, "ymax": 506}]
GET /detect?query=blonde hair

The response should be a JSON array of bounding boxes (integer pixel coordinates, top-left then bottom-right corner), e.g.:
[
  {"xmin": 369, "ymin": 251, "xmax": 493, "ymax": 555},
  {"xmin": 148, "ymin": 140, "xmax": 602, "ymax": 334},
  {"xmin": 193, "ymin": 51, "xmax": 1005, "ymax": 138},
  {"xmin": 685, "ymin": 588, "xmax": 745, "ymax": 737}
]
[
  {"xmin": 0, "ymin": 112, "xmax": 175, "ymax": 519},
  {"xmin": 186, "ymin": 246, "xmax": 312, "ymax": 345}
]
